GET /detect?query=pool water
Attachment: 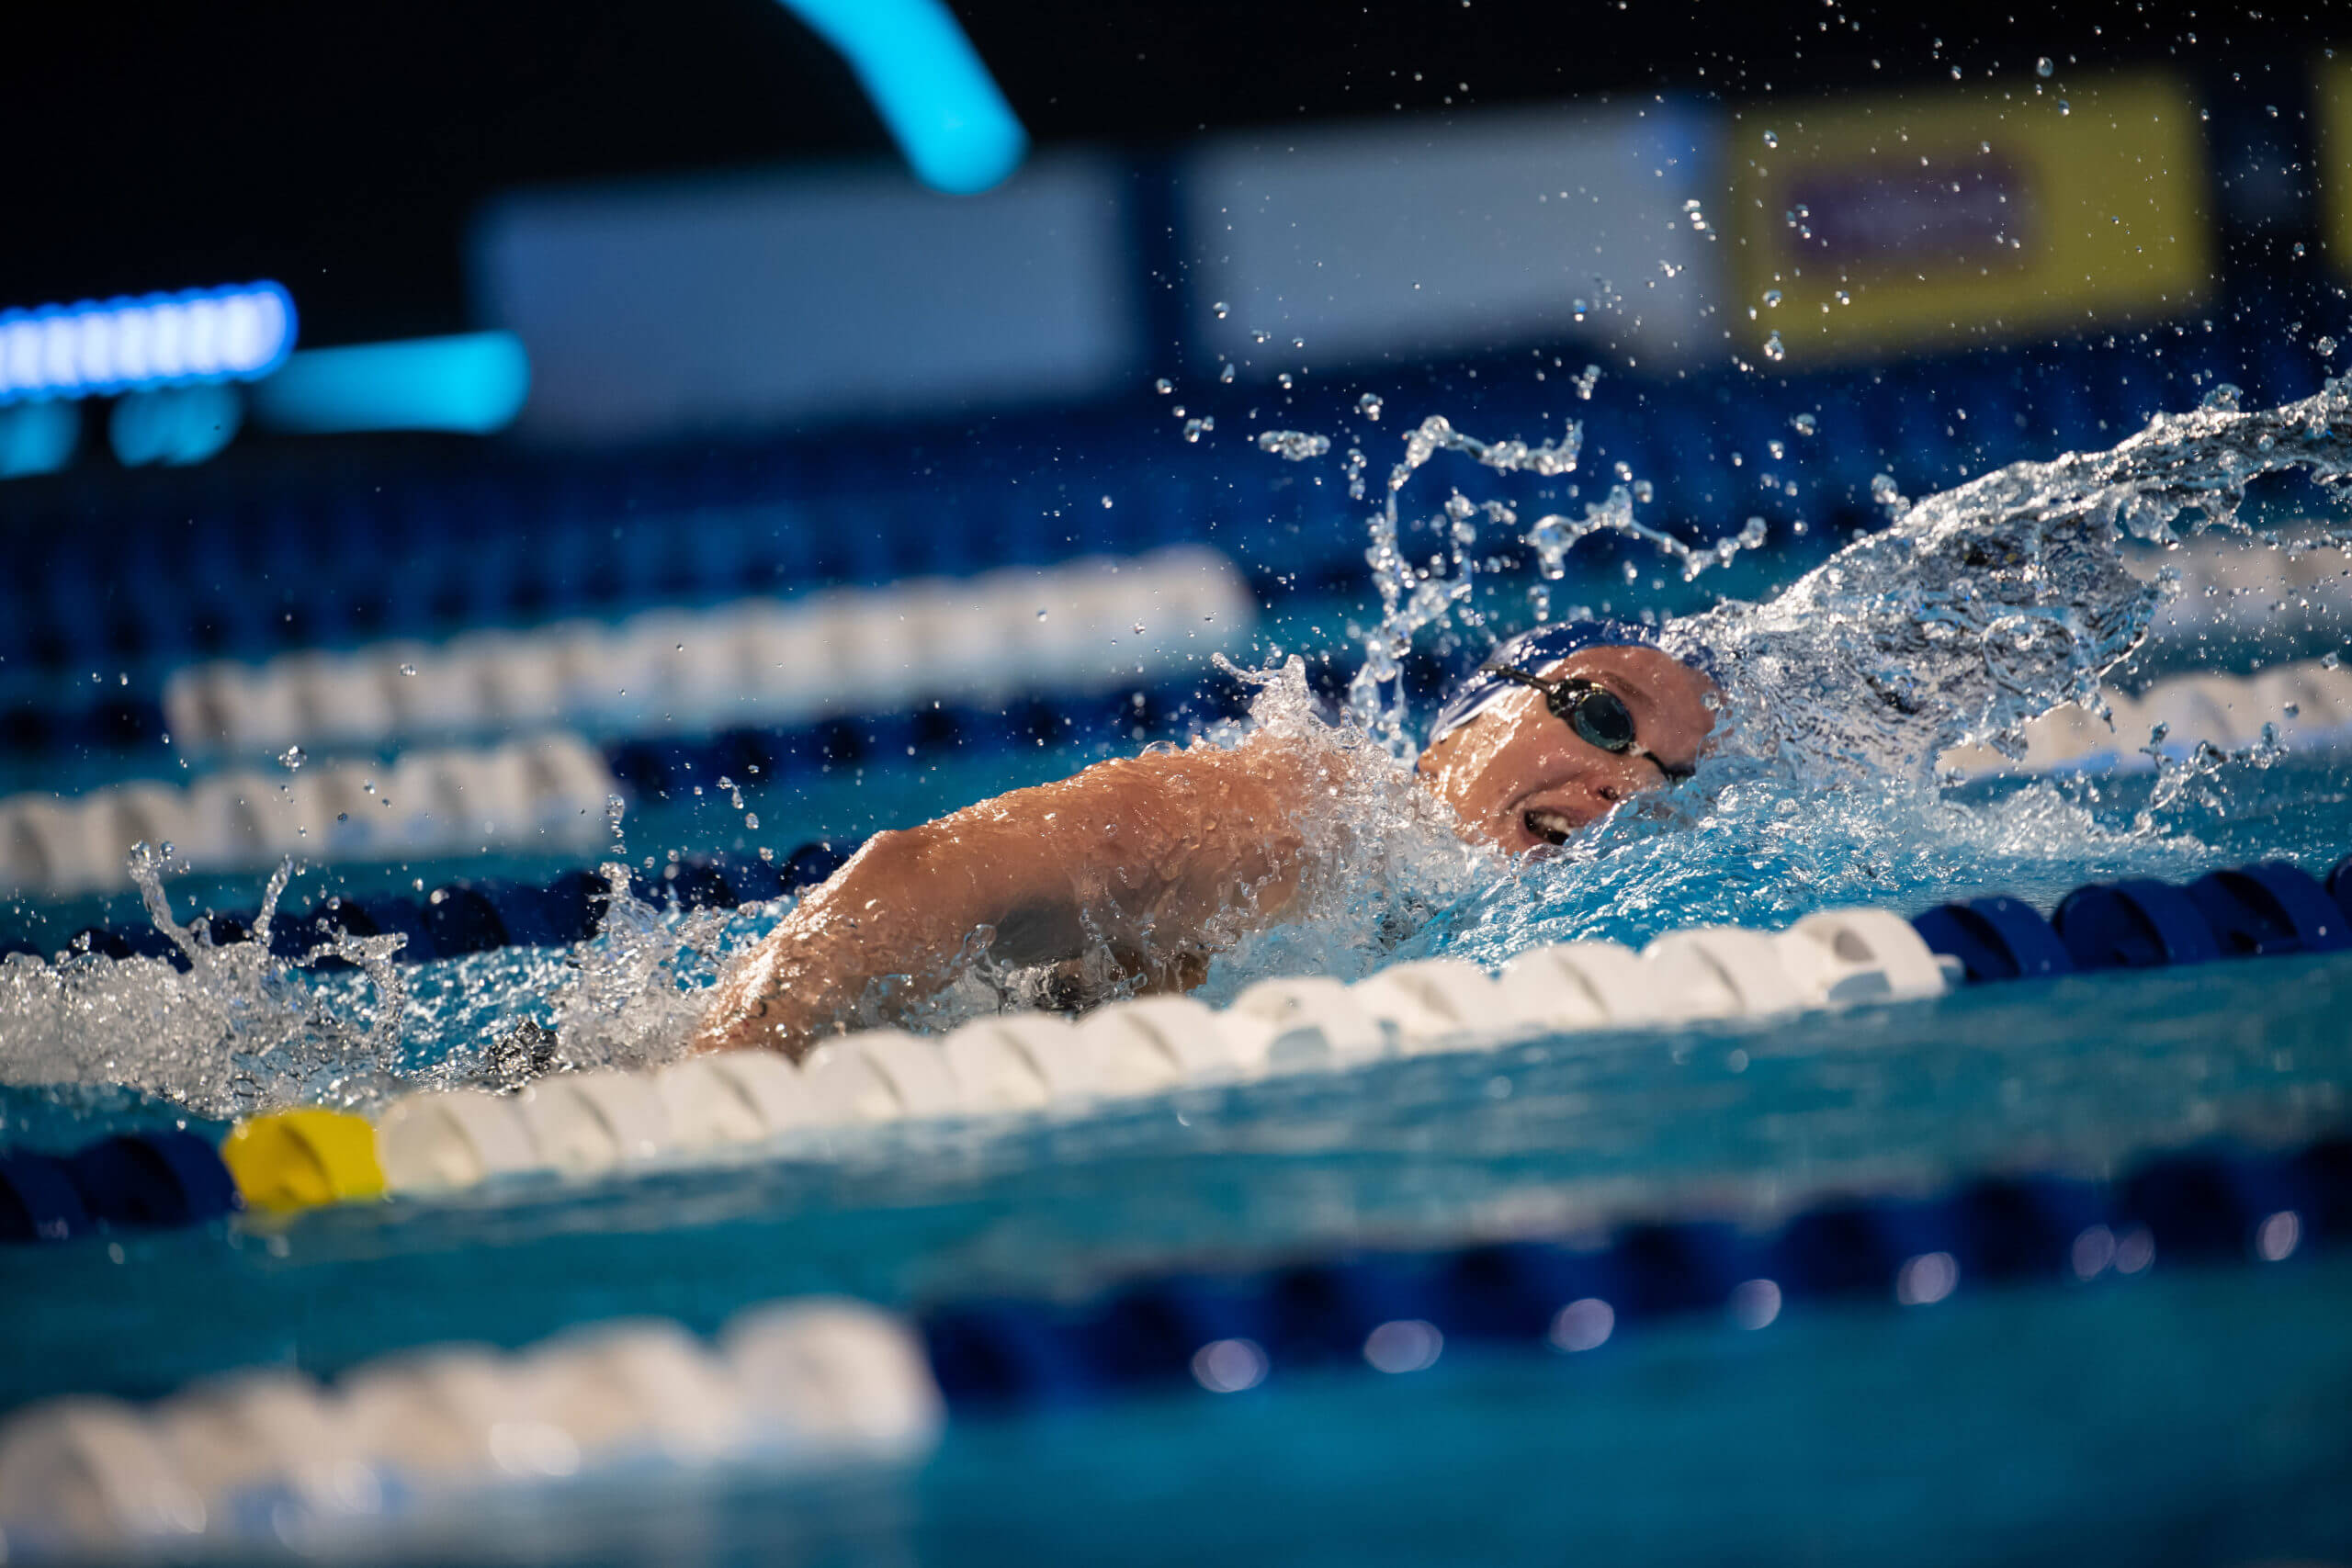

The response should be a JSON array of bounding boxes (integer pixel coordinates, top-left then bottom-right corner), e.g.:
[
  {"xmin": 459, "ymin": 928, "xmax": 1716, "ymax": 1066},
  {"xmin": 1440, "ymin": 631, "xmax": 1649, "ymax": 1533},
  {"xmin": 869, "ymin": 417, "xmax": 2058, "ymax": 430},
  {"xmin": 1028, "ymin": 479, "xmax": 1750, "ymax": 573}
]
[
  {"xmin": 9, "ymin": 389, "xmax": 2352, "ymax": 1563},
  {"xmin": 5, "ymin": 943, "xmax": 2349, "ymax": 1561}
]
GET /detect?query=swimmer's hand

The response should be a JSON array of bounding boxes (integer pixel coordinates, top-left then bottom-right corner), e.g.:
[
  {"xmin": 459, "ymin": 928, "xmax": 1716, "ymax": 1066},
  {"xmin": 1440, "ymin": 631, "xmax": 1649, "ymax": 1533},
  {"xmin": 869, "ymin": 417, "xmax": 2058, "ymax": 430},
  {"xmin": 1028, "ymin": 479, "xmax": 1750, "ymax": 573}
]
[{"xmin": 692, "ymin": 734, "xmax": 1332, "ymax": 1056}]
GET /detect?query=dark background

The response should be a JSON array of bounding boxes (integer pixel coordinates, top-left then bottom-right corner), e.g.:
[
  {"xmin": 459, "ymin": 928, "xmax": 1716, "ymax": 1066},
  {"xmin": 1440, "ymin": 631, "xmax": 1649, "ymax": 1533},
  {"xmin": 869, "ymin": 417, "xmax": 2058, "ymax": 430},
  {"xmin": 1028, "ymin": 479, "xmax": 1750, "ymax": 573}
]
[{"xmin": 6, "ymin": 0, "xmax": 2312, "ymax": 344}]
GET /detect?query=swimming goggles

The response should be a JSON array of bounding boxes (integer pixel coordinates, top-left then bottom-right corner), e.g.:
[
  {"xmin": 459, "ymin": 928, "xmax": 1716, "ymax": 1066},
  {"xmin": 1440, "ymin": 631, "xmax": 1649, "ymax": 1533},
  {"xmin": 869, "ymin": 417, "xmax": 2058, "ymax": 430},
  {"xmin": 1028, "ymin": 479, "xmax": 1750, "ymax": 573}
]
[{"xmin": 1480, "ymin": 664, "xmax": 1694, "ymax": 781}]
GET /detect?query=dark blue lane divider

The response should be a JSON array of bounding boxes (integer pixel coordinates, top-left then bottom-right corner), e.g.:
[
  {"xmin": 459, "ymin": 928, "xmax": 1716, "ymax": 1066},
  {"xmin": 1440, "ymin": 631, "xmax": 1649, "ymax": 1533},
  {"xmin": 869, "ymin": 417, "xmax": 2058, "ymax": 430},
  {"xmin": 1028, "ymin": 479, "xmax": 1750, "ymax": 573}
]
[
  {"xmin": 918, "ymin": 1134, "xmax": 2352, "ymax": 1408},
  {"xmin": 12, "ymin": 852, "xmax": 2352, "ymax": 984},
  {"xmin": 599, "ymin": 672, "xmax": 1257, "ymax": 799},
  {"xmin": 2, "ymin": 847, "xmax": 859, "ymax": 971},
  {"xmin": 1911, "ymin": 856, "xmax": 2352, "ymax": 983},
  {"xmin": 0, "ymin": 1132, "xmax": 238, "ymax": 1244}
]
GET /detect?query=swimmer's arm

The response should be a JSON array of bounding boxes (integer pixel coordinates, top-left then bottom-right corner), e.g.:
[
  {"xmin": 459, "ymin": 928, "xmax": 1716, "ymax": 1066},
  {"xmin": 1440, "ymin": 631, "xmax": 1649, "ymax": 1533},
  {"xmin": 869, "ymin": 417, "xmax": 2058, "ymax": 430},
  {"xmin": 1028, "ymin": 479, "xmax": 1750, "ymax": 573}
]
[{"xmin": 692, "ymin": 734, "xmax": 1332, "ymax": 1055}]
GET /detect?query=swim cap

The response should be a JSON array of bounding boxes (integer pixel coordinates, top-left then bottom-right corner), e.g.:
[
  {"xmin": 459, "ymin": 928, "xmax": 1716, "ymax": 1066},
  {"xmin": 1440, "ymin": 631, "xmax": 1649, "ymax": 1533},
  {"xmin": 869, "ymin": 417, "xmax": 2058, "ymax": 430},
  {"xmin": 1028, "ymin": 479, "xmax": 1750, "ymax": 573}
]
[{"xmin": 1427, "ymin": 619, "xmax": 1712, "ymax": 745}]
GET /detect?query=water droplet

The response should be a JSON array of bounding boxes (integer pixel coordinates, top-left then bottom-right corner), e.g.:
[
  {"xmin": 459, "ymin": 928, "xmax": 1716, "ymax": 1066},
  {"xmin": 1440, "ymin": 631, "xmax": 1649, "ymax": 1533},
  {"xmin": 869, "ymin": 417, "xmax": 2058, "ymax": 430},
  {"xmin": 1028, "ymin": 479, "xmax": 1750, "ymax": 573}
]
[
  {"xmin": 2057, "ymin": 100, "xmax": 2070, "ymax": 115},
  {"xmin": 1219, "ymin": 362, "xmax": 1238, "ymax": 384},
  {"xmin": 1182, "ymin": 416, "xmax": 1215, "ymax": 443},
  {"xmin": 1359, "ymin": 392, "xmax": 1384, "ymax": 421},
  {"xmin": 1155, "ymin": 378, "xmax": 1173, "ymax": 394},
  {"xmin": 1212, "ymin": 300, "xmax": 1230, "ymax": 319},
  {"xmin": 1761, "ymin": 129, "xmax": 1779, "ymax": 148},
  {"xmin": 398, "ymin": 663, "xmax": 417, "ymax": 677},
  {"xmin": 744, "ymin": 812, "xmax": 759, "ymax": 830},
  {"xmin": 1256, "ymin": 429, "xmax": 1332, "ymax": 461},
  {"xmin": 1792, "ymin": 412, "xmax": 1818, "ymax": 435},
  {"xmin": 1950, "ymin": 64, "xmax": 1962, "ymax": 79},
  {"xmin": 1101, "ymin": 494, "xmax": 1114, "ymax": 509},
  {"xmin": 2319, "ymin": 336, "xmax": 2339, "ymax": 356},
  {"xmin": 277, "ymin": 746, "xmax": 306, "ymax": 772},
  {"xmin": 2036, "ymin": 55, "xmax": 2054, "ymax": 76},
  {"xmin": 1762, "ymin": 331, "xmax": 1786, "ymax": 362},
  {"xmin": 1036, "ymin": 607, "xmax": 1049, "ymax": 620},
  {"xmin": 1763, "ymin": 288, "xmax": 1782, "ymax": 308}
]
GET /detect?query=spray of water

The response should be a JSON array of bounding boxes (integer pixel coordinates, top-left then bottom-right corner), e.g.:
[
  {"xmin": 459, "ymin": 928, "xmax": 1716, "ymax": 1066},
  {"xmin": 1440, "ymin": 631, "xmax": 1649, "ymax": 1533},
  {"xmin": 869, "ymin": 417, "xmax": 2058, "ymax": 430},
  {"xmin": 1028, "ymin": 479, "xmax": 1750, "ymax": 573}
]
[
  {"xmin": 1348, "ymin": 412, "xmax": 1771, "ymax": 753},
  {"xmin": 1688, "ymin": 379, "xmax": 2352, "ymax": 782},
  {"xmin": 0, "ymin": 845, "xmax": 410, "ymax": 1119}
]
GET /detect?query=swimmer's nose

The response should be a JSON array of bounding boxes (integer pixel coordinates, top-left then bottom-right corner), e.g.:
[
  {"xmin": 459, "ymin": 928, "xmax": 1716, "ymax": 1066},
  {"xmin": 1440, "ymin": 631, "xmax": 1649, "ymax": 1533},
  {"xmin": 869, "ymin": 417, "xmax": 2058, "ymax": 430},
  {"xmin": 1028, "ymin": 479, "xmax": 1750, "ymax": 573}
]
[{"xmin": 1586, "ymin": 752, "xmax": 1667, "ymax": 807}]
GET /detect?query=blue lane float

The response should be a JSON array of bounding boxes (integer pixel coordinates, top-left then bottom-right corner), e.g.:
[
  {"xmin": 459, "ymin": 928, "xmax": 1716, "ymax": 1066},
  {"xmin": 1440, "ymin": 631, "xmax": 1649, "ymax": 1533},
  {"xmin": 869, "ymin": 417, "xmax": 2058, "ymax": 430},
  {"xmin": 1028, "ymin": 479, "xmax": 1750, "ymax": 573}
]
[
  {"xmin": 14, "ymin": 850, "xmax": 2352, "ymax": 981},
  {"xmin": 62, "ymin": 1133, "xmax": 241, "ymax": 1231},
  {"xmin": 1905, "ymin": 894, "xmax": 2075, "ymax": 983},
  {"xmin": 14, "ymin": 847, "xmax": 856, "ymax": 970},
  {"xmin": 1911, "ymin": 857, "xmax": 2352, "ymax": 983},
  {"xmin": 0, "ymin": 1132, "xmax": 238, "ymax": 1244},
  {"xmin": 918, "ymin": 1134, "xmax": 2352, "ymax": 1408},
  {"xmin": 2052, "ymin": 878, "xmax": 2222, "ymax": 970}
]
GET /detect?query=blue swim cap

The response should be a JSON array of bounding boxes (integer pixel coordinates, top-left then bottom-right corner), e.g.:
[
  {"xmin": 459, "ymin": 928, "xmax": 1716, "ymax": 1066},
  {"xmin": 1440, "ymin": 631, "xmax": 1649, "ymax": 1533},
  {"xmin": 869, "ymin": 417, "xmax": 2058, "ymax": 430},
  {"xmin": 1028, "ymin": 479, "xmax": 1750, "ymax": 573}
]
[{"xmin": 1428, "ymin": 619, "xmax": 1711, "ymax": 745}]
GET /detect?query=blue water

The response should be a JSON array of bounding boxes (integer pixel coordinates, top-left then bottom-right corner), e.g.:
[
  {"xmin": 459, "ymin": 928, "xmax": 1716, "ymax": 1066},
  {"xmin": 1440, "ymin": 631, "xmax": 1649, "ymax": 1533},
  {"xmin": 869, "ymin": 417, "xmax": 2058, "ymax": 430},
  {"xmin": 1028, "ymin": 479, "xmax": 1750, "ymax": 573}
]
[
  {"xmin": 349, "ymin": 1259, "xmax": 2352, "ymax": 1568},
  {"xmin": 8, "ymin": 925, "xmax": 2350, "ymax": 1400},
  {"xmin": 9, "ymin": 439, "xmax": 2352, "ymax": 1559},
  {"xmin": 6, "ymin": 938, "xmax": 2350, "ymax": 1566}
]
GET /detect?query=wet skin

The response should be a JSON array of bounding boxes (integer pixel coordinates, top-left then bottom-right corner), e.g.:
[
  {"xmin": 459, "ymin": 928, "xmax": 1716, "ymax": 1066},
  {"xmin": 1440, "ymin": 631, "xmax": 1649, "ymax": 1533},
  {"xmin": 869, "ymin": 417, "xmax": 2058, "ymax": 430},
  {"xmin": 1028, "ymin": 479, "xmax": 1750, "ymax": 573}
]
[
  {"xmin": 698, "ymin": 645, "xmax": 1718, "ymax": 1055},
  {"xmin": 1413, "ymin": 644, "xmax": 1719, "ymax": 855}
]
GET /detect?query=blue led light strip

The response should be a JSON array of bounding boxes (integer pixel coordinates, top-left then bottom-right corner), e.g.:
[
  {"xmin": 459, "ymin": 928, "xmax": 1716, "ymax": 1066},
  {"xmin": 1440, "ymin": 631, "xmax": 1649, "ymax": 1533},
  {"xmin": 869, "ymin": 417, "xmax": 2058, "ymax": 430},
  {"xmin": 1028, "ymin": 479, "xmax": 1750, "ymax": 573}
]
[
  {"xmin": 781, "ymin": 0, "xmax": 1027, "ymax": 194},
  {"xmin": 0, "ymin": 283, "xmax": 296, "ymax": 405},
  {"xmin": 243, "ymin": 331, "xmax": 530, "ymax": 436}
]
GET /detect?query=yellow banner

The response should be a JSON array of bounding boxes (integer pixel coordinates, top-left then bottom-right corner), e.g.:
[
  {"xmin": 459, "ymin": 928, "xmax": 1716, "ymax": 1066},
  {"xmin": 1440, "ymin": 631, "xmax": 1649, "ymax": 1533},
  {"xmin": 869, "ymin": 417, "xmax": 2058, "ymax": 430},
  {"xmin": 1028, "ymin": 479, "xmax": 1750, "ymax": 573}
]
[
  {"xmin": 1725, "ymin": 71, "xmax": 2211, "ymax": 364},
  {"xmin": 2316, "ymin": 55, "xmax": 2352, "ymax": 271}
]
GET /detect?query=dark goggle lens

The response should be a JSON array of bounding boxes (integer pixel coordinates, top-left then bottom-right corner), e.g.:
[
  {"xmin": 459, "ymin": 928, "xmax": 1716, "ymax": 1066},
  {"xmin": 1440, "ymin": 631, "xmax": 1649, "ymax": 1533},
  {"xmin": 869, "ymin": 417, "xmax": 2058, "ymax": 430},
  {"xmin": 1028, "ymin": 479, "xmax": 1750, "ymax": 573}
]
[{"xmin": 1553, "ymin": 683, "xmax": 1638, "ymax": 752}]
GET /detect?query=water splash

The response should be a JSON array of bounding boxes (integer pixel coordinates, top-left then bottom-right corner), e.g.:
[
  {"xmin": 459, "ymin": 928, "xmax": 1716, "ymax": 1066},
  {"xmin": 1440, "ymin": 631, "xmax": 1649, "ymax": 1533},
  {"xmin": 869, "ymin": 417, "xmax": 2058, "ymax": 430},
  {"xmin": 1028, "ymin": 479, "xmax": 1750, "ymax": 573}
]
[
  {"xmin": 542, "ymin": 863, "xmax": 738, "ymax": 1076},
  {"xmin": 0, "ymin": 826, "xmax": 771, "ymax": 1116},
  {"xmin": 1343, "ymin": 412, "xmax": 1770, "ymax": 753},
  {"xmin": 1688, "ymin": 378, "xmax": 2352, "ymax": 783},
  {"xmin": 0, "ymin": 846, "xmax": 411, "ymax": 1119}
]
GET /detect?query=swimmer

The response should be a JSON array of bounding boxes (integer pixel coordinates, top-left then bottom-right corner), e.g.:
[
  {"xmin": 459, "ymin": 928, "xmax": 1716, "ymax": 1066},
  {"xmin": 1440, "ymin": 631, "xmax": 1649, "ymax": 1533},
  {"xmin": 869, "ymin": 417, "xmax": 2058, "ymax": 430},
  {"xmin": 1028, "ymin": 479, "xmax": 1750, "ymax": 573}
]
[{"xmin": 694, "ymin": 623, "xmax": 1718, "ymax": 1055}]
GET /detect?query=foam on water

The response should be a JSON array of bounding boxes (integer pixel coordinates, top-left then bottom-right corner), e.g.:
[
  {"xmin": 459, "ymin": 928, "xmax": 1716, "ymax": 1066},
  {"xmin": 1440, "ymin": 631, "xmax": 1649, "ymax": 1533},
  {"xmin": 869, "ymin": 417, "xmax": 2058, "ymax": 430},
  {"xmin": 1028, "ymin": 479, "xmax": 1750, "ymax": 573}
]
[{"xmin": 4, "ymin": 380, "xmax": 2350, "ymax": 1118}]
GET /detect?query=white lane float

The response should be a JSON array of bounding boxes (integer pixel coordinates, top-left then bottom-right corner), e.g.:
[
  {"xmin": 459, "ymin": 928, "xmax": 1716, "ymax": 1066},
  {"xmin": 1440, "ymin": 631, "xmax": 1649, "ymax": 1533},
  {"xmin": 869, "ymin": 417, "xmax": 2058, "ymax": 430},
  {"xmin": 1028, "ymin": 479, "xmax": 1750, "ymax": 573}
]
[
  {"xmin": 334, "ymin": 906, "xmax": 1952, "ymax": 1202},
  {"xmin": 0, "ymin": 1300, "xmax": 939, "ymax": 1554}
]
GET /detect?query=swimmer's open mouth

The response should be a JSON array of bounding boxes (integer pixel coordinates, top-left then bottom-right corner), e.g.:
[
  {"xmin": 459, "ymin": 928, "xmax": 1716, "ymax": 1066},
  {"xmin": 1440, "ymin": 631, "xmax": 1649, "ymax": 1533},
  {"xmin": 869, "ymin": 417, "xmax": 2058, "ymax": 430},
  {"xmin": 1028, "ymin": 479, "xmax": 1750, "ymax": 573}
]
[{"xmin": 1524, "ymin": 809, "xmax": 1577, "ymax": 847}]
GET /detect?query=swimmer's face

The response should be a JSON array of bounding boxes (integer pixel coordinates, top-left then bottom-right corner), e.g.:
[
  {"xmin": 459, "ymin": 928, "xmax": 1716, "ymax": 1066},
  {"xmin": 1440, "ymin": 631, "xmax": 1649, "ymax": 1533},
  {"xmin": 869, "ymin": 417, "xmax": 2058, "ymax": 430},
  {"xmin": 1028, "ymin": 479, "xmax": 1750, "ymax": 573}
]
[{"xmin": 1415, "ymin": 645, "xmax": 1718, "ymax": 854}]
